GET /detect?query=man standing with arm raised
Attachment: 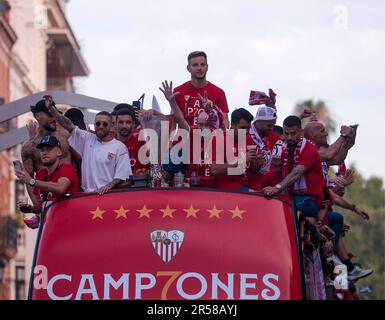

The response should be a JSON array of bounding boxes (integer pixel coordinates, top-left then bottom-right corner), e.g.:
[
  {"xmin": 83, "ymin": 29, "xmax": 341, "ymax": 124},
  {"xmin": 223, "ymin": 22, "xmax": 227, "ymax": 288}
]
[
  {"xmin": 46, "ymin": 104, "xmax": 132, "ymax": 194},
  {"xmin": 174, "ymin": 51, "xmax": 230, "ymax": 129}
]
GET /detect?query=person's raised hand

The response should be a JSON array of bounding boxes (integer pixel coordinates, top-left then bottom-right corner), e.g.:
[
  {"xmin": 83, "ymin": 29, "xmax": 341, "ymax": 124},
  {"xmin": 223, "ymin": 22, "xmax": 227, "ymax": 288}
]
[
  {"xmin": 300, "ymin": 108, "xmax": 315, "ymax": 120},
  {"xmin": 340, "ymin": 125, "xmax": 353, "ymax": 137},
  {"xmin": 198, "ymin": 91, "xmax": 213, "ymax": 113},
  {"xmin": 266, "ymin": 88, "xmax": 277, "ymax": 108},
  {"xmin": 159, "ymin": 81, "xmax": 179, "ymax": 102},
  {"xmin": 26, "ymin": 120, "xmax": 38, "ymax": 139}
]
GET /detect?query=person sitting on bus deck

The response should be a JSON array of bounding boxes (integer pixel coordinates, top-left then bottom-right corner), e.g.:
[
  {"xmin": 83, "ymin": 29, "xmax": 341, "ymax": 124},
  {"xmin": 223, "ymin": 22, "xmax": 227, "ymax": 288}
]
[
  {"xmin": 211, "ymin": 108, "xmax": 265, "ymax": 191},
  {"xmin": 116, "ymin": 108, "xmax": 150, "ymax": 175},
  {"xmin": 46, "ymin": 104, "xmax": 132, "ymax": 194},
  {"xmin": 15, "ymin": 135, "xmax": 80, "ymax": 228}
]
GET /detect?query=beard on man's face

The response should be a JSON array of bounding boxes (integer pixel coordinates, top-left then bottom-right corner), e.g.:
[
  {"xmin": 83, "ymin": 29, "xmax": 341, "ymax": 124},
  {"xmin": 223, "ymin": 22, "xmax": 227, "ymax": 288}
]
[
  {"xmin": 96, "ymin": 128, "xmax": 109, "ymax": 139},
  {"xmin": 259, "ymin": 129, "xmax": 269, "ymax": 137},
  {"xmin": 119, "ymin": 128, "xmax": 131, "ymax": 138},
  {"xmin": 286, "ymin": 140, "xmax": 296, "ymax": 148},
  {"xmin": 43, "ymin": 123, "xmax": 56, "ymax": 132}
]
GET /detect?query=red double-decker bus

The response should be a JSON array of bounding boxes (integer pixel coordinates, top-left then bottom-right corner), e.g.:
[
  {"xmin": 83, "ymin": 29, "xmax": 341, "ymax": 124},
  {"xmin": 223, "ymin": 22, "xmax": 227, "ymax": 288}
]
[
  {"xmin": 0, "ymin": 91, "xmax": 305, "ymax": 300},
  {"xmin": 29, "ymin": 188, "xmax": 304, "ymax": 300}
]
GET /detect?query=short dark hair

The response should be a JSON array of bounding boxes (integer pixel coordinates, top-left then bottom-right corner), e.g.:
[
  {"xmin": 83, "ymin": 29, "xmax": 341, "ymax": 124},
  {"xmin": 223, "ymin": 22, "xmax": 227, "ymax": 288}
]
[
  {"xmin": 273, "ymin": 125, "xmax": 283, "ymax": 136},
  {"xmin": 65, "ymin": 108, "xmax": 86, "ymax": 130},
  {"xmin": 114, "ymin": 103, "xmax": 139, "ymax": 125},
  {"xmin": 231, "ymin": 108, "xmax": 253, "ymax": 125},
  {"xmin": 188, "ymin": 51, "xmax": 207, "ymax": 63},
  {"xmin": 30, "ymin": 100, "xmax": 52, "ymax": 118},
  {"xmin": 116, "ymin": 108, "xmax": 136, "ymax": 121},
  {"xmin": 283, "ymin": 115, "xmax": 302, "ymax": 129},
  {"xmin": 113, "ymin": 103, "xmax": 134, "ymax": 113},
  {"xmin": 96, "ymin": 111, "xmax": 112, "ymax": 119}
]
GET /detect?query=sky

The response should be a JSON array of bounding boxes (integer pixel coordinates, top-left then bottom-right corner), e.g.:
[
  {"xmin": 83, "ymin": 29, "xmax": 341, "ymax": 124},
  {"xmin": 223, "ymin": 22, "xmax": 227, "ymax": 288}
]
[{"xmin": 66, "ymin": 0, "xmax": 385, "ymax": 180}]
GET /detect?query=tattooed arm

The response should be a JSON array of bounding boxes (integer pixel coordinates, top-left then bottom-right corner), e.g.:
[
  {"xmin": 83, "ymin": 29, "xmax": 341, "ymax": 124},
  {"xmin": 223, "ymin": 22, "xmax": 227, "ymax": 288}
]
[
  {"xmin": 21, "ymin": 142, "xmax": 41, "ymax": 210},
  {"xmin": 263, "ymin": 165, "xmax": 308, "ymax": 196},
  {"xmin": 46, "ymin": 104, "xmax": 76, "ymax": 133},
  {"xmin": 97, "ymin": 178, "xmax": 124, "ymax": 195},
  {"xmin": 278, "ymin": 165, "xmax": 308, "ymax": 190}
]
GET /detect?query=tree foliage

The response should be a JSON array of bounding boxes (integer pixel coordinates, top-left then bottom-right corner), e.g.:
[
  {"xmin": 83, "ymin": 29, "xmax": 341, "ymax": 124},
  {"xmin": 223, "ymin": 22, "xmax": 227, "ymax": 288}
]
[{"xmin": 294, "ymin": 99, "xmax": 337, "ymax": 135}]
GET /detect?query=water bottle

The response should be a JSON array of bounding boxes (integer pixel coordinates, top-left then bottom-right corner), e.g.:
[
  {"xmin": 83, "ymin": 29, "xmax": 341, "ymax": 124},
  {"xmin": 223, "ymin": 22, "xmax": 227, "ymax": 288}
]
[
  {"xmin": 174, "ymin": 172, "xmax": 184, "ymax": 187},
  {"xmin": 190, "ymin": 170, "xmax": 200, "ymax": 187}
]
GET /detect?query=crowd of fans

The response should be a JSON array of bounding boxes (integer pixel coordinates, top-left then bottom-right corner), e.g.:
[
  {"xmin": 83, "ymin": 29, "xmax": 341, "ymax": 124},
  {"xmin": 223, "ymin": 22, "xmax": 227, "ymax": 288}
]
[{"xmin": 14, "ymin": 51, "xmax": 373, "ymax": 299}]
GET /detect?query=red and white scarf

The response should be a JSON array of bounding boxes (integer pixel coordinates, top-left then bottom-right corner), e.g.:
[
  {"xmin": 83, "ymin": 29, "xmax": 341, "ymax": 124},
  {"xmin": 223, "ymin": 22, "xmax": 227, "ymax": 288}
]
[
  {"xmin": 249, "ymin": 125, "xmax": 271, "ymax": 174},
  {"xmin": 282, "ymin": 137, "xmax": 307, "ymax": 194}
]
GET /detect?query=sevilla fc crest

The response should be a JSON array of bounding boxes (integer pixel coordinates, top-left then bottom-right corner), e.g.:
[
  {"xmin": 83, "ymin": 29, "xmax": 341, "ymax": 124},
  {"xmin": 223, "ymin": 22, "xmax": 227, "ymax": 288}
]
[{"xmin": 150, "ymin": 229, "xmax": 185, "ymax": 263}]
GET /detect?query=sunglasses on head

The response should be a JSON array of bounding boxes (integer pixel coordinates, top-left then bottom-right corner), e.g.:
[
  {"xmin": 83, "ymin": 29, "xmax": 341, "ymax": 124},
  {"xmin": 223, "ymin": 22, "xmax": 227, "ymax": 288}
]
[{"xmin": 95, "ymin": 121, "xmax": 109, "ymax": 127}]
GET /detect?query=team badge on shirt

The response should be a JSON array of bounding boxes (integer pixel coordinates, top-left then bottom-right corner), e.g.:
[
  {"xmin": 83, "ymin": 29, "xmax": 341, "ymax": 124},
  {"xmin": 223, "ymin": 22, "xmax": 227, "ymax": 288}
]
[
  {"xmin": 107, "ymin": 152, "xmax": 116, "ymax": 161},
  {"xmin": 184, "ymin": 95, "xmax": 190, "ymax": 101}
]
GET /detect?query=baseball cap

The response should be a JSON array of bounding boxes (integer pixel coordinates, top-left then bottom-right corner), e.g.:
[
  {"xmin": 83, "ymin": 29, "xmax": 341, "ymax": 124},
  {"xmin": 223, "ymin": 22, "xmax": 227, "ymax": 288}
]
[
  {"xmin": 36, "ymin": 135, "xmax": 61, "ymax": 149},
  {"xmin": 30, "ymin": 100, "xmax": 52, "ymax": 117},
  {"xmin": 253, "ymin": 105, "xmax": 277, "ymax": 121},
  {"xmin": 30, "ymin": 99, "xmax": 62, "ymax": 117}
]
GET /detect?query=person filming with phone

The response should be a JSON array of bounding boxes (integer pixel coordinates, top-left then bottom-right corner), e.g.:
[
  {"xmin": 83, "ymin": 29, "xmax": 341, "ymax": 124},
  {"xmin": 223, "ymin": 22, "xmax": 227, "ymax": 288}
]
[{"xmin": 15, "ymin": 135, "xmax": 80, "ymax": 228}]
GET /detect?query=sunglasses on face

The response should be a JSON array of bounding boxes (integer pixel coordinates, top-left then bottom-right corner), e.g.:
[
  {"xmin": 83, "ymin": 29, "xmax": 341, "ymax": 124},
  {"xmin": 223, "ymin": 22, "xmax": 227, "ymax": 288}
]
[{"xmin": 95, "ymin": 121, "xmax": 109, "ymax": 127}]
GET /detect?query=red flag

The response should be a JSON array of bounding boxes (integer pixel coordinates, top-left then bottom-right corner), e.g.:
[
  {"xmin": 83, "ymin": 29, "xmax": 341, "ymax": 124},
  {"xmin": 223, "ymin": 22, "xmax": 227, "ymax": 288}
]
[{"xmin": 32, "ymin": 189, "xmax": 303, "ymax": 300}]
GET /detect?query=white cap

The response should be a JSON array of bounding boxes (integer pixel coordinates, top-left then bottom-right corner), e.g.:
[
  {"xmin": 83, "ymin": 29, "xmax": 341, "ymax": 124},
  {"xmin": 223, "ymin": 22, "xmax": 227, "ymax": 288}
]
[{"xmin": 253, "ymin": 105, "xmax": 277, "ymax": 121}]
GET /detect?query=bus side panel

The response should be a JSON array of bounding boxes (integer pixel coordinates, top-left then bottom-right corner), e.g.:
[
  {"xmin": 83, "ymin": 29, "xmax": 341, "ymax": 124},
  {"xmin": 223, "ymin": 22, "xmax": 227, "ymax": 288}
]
[{"xmin": 32, "ymin": 190, "xmax": 302, "ymax": 300}]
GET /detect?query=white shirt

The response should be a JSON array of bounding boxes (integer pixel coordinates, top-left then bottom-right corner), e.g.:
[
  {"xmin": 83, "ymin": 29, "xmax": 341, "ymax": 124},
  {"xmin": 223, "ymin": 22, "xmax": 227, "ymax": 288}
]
[{"xmin": 69, "ymin": 127, "xmax": 132, "ymax": 192}]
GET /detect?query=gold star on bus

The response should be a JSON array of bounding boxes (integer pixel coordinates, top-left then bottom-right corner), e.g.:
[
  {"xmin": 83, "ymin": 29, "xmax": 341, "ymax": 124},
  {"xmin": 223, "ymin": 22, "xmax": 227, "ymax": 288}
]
[
  {"xmin": 229, "ymin": 206, "xmax": 245, "ymax": 219},
  {"xmin": 184, "ymin": 205, "xmax": 200, "ymax": 218},
  {"xmin": 160, "ymin": 205, "xmax": 176, "ymax": 218},
  {"xmin": 137, "ymin": 205, "xmax": 153, "ymax": 219},
  {"xmin": 90, "ymin": 207, "xmax": 106, "ymax": 220},
  {"xmin": 114, "ymin": 205, "xmax": 129, "ymax": 219},
  {"xmin": 207, "ymin": 205, "xmax": 223, "ymax": 219}
]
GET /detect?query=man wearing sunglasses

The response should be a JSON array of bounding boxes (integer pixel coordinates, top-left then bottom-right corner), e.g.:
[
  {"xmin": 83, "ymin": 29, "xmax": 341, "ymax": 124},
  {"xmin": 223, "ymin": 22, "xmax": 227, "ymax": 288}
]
[{"xmin": 46, "ymin": 105, "xmax": 132, "ymax": 194}]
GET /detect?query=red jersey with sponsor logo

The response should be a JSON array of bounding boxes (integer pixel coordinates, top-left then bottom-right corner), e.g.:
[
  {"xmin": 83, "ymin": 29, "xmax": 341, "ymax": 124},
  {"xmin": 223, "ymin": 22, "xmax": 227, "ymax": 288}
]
[
  {"xmin": 121, "ymin": 129, "xmax": 149, "ymax": 175},
  {"xmin": 212, "ymin": 131, "xmax": 261, "ymax": 191},
  {"xmin": 34, "ymin": 163, "xmax": 79, "ymax": 203},
  {"xmin": 174, "ymin": 81, "xmax": 229, "ymax": 128}
]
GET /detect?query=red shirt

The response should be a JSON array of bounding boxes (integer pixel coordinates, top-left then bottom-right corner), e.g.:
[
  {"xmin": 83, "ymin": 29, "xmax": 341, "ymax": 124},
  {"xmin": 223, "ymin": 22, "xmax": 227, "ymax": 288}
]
[
  {"xmin": 182, "ymin": 127, "xmax": 218, "ymax": 188},
  {"xmin": 283, "ymin": 140, "xmax": 325, "ymax": 206},
  {"xmin": 212, "ymin": 131, "xmax": 260, "ymax": 191},
  {"xmin": 174, "ymin": 81, "xmax": 229, "ymax": 128},
  {"xmin": 122, "ymin": 129, "xmax": 149, "ymax": 175},
  {"xmin": 249, "ymin": 128, "xmax": 282, "ymax": 173},
  {"xmin": 34, "ymin": 163, "xmax": 79, "ymax": 203}
]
